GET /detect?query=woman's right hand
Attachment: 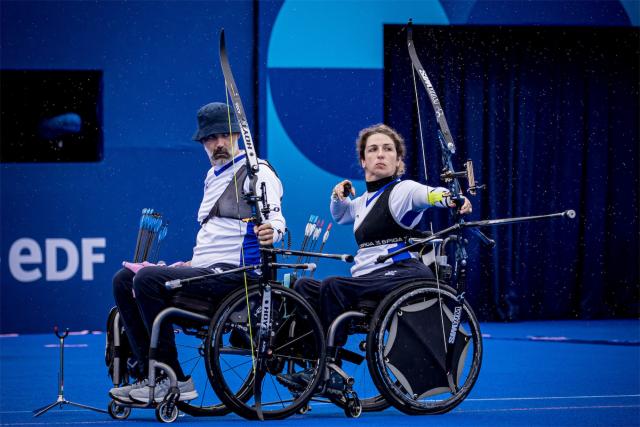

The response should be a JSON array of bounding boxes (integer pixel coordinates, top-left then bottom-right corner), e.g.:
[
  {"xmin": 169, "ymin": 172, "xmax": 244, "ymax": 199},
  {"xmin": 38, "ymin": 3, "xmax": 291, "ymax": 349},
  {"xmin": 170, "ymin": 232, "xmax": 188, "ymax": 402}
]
[{"xmin": 332, "ymin": 180, "xmax": 355, "ymax": 201}]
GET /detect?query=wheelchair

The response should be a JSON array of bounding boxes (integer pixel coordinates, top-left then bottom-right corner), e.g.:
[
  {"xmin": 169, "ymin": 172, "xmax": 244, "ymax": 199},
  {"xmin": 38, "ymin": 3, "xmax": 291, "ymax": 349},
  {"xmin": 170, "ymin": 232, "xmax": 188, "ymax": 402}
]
[
  {"xmin": 106, "ymin": 253, "xmax": 334, "ymax": 422},
  {"xmin": 298, "ymin": 238, "xmax": 482, "ymax": 417},
  {"xmin": 342, "ymin": 206, "xmax": 574, "ymax": 415}
]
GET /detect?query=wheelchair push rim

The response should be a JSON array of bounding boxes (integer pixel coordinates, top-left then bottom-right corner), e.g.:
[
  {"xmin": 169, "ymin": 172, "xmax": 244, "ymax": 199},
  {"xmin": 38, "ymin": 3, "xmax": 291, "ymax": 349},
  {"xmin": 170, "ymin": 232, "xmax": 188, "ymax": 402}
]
[{"xmin": 205, "ymin": 285, "xmax": 326, "ymax": 420}]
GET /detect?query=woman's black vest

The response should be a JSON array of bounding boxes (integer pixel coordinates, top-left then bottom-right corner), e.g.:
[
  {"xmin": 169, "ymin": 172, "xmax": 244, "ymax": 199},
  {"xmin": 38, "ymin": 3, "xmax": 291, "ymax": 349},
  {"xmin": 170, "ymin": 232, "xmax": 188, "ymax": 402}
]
[{"xmin": 355, "ymin": 180, "xmax": 413, "ymax": 249}]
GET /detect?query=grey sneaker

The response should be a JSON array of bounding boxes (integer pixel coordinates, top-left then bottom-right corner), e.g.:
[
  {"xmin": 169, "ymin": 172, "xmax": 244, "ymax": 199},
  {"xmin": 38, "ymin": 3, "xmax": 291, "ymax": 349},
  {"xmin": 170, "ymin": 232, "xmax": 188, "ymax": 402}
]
[
  {"xmin": 109, "ymin": 379, "xmax": 149, "ymax": 403},
  {"xmin": 129, "ymin": 377, "xmax": 198, "ymax": 403}
]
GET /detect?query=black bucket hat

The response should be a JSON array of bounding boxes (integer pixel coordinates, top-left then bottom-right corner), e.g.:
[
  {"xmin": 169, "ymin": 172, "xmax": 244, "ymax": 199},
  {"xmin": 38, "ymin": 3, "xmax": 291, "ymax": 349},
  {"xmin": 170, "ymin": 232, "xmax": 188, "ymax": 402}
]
[{"xmin": 192, "ymin": 102, "xmax": 241, "ymax": 141}]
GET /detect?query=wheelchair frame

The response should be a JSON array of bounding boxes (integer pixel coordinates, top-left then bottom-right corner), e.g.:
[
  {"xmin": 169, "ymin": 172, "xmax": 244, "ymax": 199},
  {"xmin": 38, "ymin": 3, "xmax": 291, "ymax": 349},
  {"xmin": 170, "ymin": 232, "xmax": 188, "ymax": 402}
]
[{"xmin": 108, "ymin": 307, "xmax": 229, "ymax": 422}]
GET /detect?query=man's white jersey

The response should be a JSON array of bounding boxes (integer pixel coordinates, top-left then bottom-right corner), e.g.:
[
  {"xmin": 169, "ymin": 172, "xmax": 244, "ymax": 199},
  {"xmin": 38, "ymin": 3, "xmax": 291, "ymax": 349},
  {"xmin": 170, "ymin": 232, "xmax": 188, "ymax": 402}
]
[
  {"xmin": 331, "ymin": 179, "xmax": 448, "ymax": 277},
  {"xmin": 191, "ymin": 152, "xmax": 285, "ymax": 268}
]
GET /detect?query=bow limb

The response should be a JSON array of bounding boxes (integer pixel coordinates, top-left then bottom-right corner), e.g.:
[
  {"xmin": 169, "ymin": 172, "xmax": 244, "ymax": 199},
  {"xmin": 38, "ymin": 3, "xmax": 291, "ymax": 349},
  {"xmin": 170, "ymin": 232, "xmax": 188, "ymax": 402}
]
[
  {"xmin": 407, "ymin": 20, "xmax": 464, "ymax": 203},
  {"xmin": 219, "ymin": 31, "xmax": 260, "ymax": 176},
  {"xmin": 407, "ymin": 21, "xmax": 457, "ymax": 158},
  {"xmin": 220, "ymin": 29, "xmax": 264, "ymax": 222}
]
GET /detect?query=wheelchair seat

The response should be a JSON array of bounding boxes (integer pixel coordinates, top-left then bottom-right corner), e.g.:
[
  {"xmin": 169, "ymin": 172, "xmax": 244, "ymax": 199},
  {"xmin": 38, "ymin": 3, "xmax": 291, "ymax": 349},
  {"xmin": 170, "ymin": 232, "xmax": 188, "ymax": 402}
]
[{"xmin": 355, "ymin": 299, "xmax": 378, "ymax": 314}]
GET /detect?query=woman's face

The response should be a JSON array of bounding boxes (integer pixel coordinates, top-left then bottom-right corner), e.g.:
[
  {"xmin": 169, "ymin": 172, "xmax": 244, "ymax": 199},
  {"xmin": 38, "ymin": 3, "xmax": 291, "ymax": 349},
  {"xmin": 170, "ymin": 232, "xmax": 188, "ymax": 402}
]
[{"xmin": 361, "ymin": 133, "xmax": 400, "ymax": 182}]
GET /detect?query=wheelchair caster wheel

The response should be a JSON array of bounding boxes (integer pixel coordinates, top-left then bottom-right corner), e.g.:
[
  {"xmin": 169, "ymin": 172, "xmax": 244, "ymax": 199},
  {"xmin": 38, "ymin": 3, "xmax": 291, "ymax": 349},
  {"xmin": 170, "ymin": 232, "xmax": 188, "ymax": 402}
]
[
  {"xmin": 108, "ymin": 400, "xmax": 131, "ymax": 420},
  {"xmin": 298, "ymin": 403, "xmax": 311, "ymax": 414},
  {"xmin": 345, "ymin": 399, "xmax": 362, "ymax": 418},
  {"xmin": 155, "ymin": 401, "xmax": 179, "ymax": 423}
]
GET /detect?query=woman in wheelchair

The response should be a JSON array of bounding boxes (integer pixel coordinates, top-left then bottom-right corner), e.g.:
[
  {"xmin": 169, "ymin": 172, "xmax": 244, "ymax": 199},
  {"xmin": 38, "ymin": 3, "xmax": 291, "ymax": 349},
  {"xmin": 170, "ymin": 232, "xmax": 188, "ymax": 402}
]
[{"xmin": 284, "ymin": 123, "xmax": 472, "ymax": 393}]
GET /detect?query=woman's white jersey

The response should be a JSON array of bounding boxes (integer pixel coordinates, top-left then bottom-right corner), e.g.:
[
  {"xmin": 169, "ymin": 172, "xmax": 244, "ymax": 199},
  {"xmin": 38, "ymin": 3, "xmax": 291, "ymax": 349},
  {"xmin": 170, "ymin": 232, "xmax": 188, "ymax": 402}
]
[{"xmin": 331, "ymin": 179, "xmax": 448, "ymax": 277}]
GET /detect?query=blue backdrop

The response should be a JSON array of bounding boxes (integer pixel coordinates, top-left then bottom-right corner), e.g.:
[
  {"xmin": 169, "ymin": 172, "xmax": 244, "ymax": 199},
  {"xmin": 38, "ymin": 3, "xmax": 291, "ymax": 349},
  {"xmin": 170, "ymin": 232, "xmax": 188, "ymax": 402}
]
[
  {"xmin": 0, "ymin": 1, "xmax": 257, "ymax": 333},
  {"xmin": 1, "ymin": 0, "xmax": 638, "ymax": 333}
]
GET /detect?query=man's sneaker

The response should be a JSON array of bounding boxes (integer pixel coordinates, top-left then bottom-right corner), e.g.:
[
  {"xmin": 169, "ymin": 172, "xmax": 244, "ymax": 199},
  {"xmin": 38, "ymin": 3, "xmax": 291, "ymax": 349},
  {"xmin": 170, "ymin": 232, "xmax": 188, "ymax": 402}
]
[
  {"xmin": 129, "ymin": 377, "xmax": 198, "ymax": 403},
  {"xmin": 109, "ymin": 379, "xmax": 149, "ymax": 403},
  {"xmin": 276, "ymin": 369, "xmax": 314, "ymax": 392}
]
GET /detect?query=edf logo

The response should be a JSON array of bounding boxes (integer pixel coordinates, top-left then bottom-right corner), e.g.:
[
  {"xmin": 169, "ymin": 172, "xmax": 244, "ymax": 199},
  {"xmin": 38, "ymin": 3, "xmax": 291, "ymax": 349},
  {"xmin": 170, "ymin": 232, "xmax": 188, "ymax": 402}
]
[{"xmin": 8, "ymin": 238, "xmax": 106, "ymax": 282}]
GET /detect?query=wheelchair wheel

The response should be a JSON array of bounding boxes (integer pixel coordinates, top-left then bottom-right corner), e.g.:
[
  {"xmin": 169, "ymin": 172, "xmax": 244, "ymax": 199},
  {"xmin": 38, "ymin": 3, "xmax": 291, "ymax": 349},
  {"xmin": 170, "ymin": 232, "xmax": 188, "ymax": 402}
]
[
  {"xmin": 155, "ymin": 400, "xmax": 178, "ymax": 423},
  {"xmin": 366, "ymin": 280, "xmax": 482, "ymax": 415},
  {"xmin": 205, "ymin": 285, "xmax": 326, "ymax": 420},
  {"xmin": 345, "ymin": 394, "xmax": 362, "ymax": 418},
  {"xmin": 173, "ymin": 322, "xmax": 239, "ymax": 417},
  {"xmin": 108, "ymin": 399, "xmax": 131, "ymax": 420}
]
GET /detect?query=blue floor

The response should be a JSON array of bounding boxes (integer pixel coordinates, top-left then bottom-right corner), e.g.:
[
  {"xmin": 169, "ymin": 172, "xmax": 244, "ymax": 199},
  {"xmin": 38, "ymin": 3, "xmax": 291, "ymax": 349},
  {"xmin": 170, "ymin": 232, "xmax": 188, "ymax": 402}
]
[{"xmin": 1, "ymin": 320, "xmax": 639, "ymax": 426}]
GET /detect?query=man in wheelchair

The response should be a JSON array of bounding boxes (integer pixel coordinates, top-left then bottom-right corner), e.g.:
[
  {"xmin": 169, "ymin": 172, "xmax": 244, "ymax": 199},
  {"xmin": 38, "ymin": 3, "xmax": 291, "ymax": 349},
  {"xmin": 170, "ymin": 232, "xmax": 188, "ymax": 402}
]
[
  {"xmin": 109, "ymin": 102, "xmax": 286, "ymax": 404},
  {"xmin": 281, "ymin": 123, "xmax": 471, "ymax": 391}
]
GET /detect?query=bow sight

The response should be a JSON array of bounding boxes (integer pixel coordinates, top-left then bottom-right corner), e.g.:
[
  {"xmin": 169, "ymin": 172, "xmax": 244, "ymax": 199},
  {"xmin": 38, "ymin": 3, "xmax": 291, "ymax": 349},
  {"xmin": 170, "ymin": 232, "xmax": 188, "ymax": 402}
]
[{"xmin": 440, "ymin": 159, "xmax": 485, "ymax": 196}]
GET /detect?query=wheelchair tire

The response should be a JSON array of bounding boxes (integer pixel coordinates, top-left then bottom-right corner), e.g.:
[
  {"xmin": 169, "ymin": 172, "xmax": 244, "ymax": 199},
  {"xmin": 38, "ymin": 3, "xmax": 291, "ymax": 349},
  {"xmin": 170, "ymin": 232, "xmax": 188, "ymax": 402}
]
[
  {"xmin": 155, "ymin": 400, "xmax": 178, "ymax": 423},
  {"xmin": 107, "ymin": 399, "xmax": 131, "ymax": 420},
  {"xmin": 345, "ymin": 394, "xmax": 362, "ymax": 418},
  {"xmin": 366, "ymin": 280, "xmax": 482, "ymax": 415},
  {"xmin": 176, "ymin": 400, "xmax": 229, "ymax": 417},
  {"xmin": 205, "ymin": 284, "xmax": 326, "ymax": 420}
]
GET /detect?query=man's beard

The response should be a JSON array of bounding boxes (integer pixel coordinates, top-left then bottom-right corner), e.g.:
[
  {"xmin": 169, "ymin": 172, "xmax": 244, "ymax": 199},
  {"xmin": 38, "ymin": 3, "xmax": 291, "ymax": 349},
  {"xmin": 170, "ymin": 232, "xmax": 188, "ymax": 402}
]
[
  {"xmin": 213, "ymin": 147, "xmax": 231, "ymax": 160},
  {"xmin": 205, "ymin": 147, "xmax": 231, "ymax": 166}
]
